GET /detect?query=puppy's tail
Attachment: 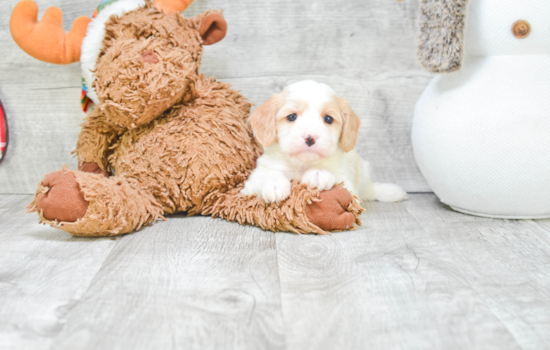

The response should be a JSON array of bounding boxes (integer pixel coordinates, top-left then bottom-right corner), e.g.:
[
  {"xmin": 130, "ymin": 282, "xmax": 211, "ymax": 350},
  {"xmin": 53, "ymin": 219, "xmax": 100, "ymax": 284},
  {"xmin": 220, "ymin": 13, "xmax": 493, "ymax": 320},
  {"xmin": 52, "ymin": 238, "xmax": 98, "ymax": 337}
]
[
  {"xmin": 360, "ymin": 161, "xmax": 408, "ymax": 203},
  {"xmin": 372, "ymin": 182, "xmax": 408, "ymax": 203}
]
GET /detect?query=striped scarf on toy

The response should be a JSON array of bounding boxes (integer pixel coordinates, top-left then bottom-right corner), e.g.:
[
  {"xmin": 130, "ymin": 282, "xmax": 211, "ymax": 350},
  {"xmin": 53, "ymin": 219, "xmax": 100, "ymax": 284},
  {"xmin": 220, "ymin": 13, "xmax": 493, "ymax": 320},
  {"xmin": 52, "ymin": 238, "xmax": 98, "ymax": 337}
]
[{"xmin": 81, "ymin": 0, "xmax": 122, "ymax": 112}]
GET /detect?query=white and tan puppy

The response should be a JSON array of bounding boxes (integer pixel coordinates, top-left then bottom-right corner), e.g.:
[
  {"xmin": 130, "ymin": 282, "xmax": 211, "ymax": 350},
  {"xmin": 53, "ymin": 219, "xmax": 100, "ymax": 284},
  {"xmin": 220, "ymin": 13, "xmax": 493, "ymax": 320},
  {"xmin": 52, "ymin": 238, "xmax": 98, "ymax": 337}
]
[{"xmin": 241, "ymin": 80, "xmax": 407, "ymax": 203}]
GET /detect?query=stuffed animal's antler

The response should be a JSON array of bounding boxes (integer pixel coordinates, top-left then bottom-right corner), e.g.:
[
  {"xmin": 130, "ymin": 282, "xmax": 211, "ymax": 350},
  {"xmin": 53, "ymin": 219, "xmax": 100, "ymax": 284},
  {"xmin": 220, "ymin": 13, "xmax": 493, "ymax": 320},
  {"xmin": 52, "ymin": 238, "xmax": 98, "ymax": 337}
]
[
  {"xmin": 10, "ymin": 0, "xmax": 91, "ymax": 65},
  {"xmin": 153, "ymin": 0, "xmax": 195, "ymax": 14}
]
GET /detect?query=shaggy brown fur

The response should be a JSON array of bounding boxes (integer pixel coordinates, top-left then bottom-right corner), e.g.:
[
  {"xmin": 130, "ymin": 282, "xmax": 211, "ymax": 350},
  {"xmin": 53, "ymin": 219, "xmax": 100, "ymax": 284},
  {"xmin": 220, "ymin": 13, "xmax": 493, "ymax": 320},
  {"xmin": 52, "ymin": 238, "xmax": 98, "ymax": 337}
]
[
  {"xmin": 207, "ymin": 183, "xmax": 363, "ymax": 235},
  {"xmin": 28, "ymin": 166, "xmax": 163, "ymax": 236},
  {"xmin": 417, "ymin": 0, "xmax": 469, "ymax": 73},
  {"xmin": 27, "ymin": 1, "xmax": 364, "ymax": 236},
  {"xmin": 94, "ymin": 8, "xmax": 206, "ymax": 128}
]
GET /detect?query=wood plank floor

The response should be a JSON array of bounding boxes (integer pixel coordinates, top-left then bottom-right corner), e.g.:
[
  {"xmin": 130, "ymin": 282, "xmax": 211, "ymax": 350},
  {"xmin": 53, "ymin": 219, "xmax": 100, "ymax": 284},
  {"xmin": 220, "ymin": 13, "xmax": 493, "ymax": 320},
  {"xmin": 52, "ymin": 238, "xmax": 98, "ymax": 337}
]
[{"xmin": 1, "ymin": 194, "xmax": 549, "ymax": 350}]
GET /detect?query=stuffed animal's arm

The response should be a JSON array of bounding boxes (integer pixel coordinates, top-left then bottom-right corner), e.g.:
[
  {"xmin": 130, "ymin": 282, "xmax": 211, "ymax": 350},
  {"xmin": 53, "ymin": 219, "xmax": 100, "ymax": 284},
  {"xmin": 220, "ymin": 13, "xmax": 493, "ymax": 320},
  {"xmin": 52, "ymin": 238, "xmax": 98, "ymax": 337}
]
[{"xmin": 75, "ymin": 109, "xmax": 123, "ymax": 174}]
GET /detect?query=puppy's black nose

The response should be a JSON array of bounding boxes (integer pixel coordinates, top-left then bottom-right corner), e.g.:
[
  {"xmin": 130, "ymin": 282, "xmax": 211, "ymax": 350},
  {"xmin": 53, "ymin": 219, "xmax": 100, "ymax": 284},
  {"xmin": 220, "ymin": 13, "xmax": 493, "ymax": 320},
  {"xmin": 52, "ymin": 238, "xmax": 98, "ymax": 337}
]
[{"xmin": 305, "ymin": 136, "xmax": 315, "ymax": 147}]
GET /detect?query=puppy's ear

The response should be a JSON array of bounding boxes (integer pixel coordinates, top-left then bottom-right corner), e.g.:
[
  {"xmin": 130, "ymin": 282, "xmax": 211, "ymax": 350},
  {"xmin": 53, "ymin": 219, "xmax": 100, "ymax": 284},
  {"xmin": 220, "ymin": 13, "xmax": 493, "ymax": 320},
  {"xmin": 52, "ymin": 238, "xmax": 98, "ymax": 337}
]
[
  {"xmin": 337, "ymin": 96, "xmax": 361, "ymax": 152},
  {"xmin": 250, "ymin": 93, "xmax": 284, "ymax": 147}
]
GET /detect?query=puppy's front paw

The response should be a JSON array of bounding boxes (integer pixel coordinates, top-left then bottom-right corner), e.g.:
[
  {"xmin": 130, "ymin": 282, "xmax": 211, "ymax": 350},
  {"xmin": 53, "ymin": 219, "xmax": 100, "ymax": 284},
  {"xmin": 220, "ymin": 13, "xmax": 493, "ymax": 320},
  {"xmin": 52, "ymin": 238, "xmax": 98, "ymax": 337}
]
[
  {"xmin": 240, "ymin": 182, "xmax": 259, "ymax": 196},
  {"xmin": 261, "ymin": 178, "xmax": 292, "ymax": 203},
  {"xmin": 373, "ymin": 183, "xmax": 408, "ymax": 202},
  {"xmin": 301, "ymin": 169, "xmax": 336, "ymax": 191}
]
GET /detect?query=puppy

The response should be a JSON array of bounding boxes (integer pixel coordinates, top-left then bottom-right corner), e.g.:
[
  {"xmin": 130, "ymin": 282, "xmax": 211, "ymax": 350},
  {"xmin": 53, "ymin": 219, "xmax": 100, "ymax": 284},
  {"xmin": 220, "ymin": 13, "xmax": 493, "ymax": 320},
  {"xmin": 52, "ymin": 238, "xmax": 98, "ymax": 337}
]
[{"xmin": 241, "ymin": 80, "xmax": 407, "ymax": 204}]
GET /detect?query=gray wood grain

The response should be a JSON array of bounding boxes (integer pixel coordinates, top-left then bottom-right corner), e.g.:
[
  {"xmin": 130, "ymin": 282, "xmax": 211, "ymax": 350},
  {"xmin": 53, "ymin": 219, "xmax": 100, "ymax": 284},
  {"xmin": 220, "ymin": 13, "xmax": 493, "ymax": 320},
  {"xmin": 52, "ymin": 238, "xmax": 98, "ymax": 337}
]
[
  {"xmin": 407, "ymin": 196, "xmax": 550, "ymax": 350},
  {"xmin": 275, "ymin": 194, "xmax": 550, "ymax": 350},
  {"xmin": 0, "ymin": 0, "xmax": 432, "ymax": 194},
  {"xmin": 49, "ymin": 215, "xmax": 285, "ymax": 350},
  {"xmin": 0, "ymin": 195, "xmax": 119, "ymax": 350},
  {"xmin": 1, "ymin": 194, "xmax": 550, "ymax": 349}
]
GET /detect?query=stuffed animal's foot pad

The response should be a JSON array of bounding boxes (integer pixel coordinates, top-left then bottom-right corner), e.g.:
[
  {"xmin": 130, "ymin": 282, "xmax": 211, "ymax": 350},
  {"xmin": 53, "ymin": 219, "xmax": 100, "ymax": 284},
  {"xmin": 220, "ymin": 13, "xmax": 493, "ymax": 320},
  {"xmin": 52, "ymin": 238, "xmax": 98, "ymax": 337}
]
[
  {"xmin": 306, "ymin": 186, "xmax": 356, "ymax": 231},
  {"xmin": 35, "ymin": 171, "xmax": 89, "ymax": 222}
]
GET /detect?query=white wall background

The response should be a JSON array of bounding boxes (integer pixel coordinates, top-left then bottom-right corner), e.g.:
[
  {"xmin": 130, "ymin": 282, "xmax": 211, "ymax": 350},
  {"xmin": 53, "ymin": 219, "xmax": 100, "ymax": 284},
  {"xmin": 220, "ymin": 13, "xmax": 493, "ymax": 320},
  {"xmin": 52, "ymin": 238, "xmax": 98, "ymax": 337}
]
[{"xmin": 0, "ymin": 0, "xmax": 432, "ymax": 194}]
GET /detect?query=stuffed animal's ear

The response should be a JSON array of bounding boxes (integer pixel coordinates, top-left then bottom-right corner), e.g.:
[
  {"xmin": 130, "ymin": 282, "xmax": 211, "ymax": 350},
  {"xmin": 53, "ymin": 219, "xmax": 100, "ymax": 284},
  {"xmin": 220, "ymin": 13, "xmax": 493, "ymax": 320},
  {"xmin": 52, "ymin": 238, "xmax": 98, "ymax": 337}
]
[
  {"xmin": 336, "ymin": 96, "xmax": 360, "ymax": 153},
  {"xmin": 250, "ymin": 94, "xmax": 284, "ymax": 147},
  {"xmin": 200, "ymin": 11, "xmax": 227, "ymax": 45},
  {"xmin": 417, "ymin": 0, "xmax": 469, "ymax": 73}
]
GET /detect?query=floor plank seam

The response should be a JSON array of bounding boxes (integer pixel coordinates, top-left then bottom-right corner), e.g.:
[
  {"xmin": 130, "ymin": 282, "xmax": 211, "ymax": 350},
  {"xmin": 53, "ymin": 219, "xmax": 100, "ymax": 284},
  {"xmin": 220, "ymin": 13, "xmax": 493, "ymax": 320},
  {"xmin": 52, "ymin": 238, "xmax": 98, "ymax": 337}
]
[
  {"xmin": 273, "ymin": 232, "xmax": 289, "ymax": 350},
  {"xmin": 45, "ymin": 236, "xmax": 123, "ymax": 348}
]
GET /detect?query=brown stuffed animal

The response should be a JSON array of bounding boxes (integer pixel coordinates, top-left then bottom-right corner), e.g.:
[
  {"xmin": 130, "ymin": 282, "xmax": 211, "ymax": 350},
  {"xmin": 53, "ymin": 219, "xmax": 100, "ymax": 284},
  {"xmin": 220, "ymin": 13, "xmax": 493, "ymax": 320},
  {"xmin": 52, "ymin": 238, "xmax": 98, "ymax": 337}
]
[{"xmin": 10, "ymin": 0, "xmax": 364, "ymax": 236}]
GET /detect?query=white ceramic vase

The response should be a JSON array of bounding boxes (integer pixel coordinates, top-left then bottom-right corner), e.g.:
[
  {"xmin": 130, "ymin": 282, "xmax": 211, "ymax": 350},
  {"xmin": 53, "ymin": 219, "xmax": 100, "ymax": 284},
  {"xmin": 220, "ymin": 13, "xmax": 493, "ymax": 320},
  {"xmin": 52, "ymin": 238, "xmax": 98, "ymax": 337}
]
[{"xmin": 413, "ymin": 0, "xmax": 550, "ymax": 218}]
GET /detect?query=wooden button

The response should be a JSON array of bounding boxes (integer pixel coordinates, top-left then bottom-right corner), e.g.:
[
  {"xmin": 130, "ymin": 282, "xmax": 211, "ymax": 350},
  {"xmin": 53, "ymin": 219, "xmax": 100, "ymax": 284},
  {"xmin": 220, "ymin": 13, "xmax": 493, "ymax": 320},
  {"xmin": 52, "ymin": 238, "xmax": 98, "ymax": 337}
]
[{"xmin": 512, "ymin": 20, "xmax": 531, "ymax": 39}]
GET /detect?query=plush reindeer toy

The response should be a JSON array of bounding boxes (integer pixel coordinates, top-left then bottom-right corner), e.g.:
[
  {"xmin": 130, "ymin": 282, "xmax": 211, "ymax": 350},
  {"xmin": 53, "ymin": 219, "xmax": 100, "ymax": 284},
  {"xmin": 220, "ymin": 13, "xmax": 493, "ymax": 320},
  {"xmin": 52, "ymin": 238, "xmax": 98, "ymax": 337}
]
[{"xmin": 10, "ymin": 0, "xmax": 363, "ymax": 236}]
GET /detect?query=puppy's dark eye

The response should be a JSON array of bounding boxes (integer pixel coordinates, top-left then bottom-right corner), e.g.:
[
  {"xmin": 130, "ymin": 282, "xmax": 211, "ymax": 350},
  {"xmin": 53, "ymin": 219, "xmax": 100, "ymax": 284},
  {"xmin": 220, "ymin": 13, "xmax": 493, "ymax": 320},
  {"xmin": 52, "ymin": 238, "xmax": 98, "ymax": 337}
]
[
  {"xmin": 287, "ymin": 113, "xmax": 297, "ymax": 122},
  {"xmin": 324, "ymin": 115, "xmax": 334, "ymax": 124}
]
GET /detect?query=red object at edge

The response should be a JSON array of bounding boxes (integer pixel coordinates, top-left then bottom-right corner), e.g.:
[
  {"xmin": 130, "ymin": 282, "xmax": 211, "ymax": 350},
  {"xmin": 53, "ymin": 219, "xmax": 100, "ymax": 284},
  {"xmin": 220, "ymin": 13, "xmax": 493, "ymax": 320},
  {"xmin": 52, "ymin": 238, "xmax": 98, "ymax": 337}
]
[{"xmin": 0, "ymin": 100, "xmax": 7, "ymax": 158}]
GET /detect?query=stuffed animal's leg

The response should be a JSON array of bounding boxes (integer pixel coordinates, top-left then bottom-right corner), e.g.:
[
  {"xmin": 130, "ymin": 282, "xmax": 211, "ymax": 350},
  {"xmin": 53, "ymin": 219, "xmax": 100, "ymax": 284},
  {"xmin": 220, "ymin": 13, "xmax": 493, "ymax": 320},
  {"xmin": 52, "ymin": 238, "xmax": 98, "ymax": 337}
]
[
  {"xmin": 27, "ymin": 166, "xmax": 163, "ymax": 237},
  {"xmin": 204, "ymin": 182, "xmax": 364, "ymax": 234},
  {"xmin": 75, "ymin": 108, "xmax": 125, "ymax": 174}
]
